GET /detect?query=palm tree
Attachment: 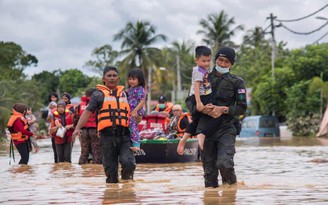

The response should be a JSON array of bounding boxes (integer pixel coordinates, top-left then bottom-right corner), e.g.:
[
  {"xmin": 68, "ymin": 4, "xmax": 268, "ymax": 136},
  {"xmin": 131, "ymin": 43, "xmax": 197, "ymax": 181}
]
[
  {"xmin": 158, "ymin": 40, "xmax": 195, "ymax": 103},
  {"xmin": 84, "ymin": 44, "xmax": 118, "ymax": 76},
  {"xmin": 197, "ymin": 11, "xmax": 244, "ymax": 52},
  {"xmin": 169, "ymin": 40, "xmax": 195, "ymax": 91},
  {"xmin": 242, "ymin": 27, "xmax": 268, "ymax": 49},
  {"xmin": 113, "ymin": 21, "xmax": 168, "ymax": 81}
]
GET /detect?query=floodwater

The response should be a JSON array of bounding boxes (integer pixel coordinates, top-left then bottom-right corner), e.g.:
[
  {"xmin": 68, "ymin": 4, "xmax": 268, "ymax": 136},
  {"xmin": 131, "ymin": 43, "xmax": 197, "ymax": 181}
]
[{"xmin": 1, "ymin": 136, "xmax": 328, "ymax": 204}]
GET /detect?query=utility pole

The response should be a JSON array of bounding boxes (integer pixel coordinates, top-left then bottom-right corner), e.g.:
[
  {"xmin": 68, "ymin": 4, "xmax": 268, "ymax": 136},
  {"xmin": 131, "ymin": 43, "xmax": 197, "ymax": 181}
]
[
  {"xmin": 147, "ymin": 67, "xmax": 152, "ymax": 114},
  {"xmin": 267, "ymin": 13, "xmax": 277, "ymax": 81},
  {"xmin": 267, "ymin": 13, "xmax": 278, "ymax": 116},
  {"xmin": 176, "ymin": 55, "xmax": 182, "ymax": 93}
]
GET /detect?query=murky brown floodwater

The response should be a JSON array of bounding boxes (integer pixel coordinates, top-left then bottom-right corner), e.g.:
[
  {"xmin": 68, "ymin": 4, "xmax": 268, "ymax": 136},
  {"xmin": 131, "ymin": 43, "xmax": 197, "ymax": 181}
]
[{"xmin": 1, "ymin": 136, "xmax": 328, "ymax": 204}]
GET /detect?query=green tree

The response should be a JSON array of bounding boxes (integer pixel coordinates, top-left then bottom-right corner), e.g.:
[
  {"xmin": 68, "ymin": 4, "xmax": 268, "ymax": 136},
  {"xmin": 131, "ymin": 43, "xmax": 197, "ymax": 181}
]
[
  {"xmin": 197, "ymin": 11, "xmax": 244, "ymax": 52},
  {"xmin": 58, "ymin": 69, "xmax": 92, "ymax": 97},
  {"xmin": 308, "ymin": 76, "xmax": 328, "ymax": 116},
  {"xmin": 0, "ymin": 79, "xmax": 42, "ymax": 136},
  {"xmin": 157, "ymin": 40, "xmax": 195, "ymax": 102},
  {"xmin": 233, "ymin": 27, "xmax": 272, "ymax": 87},
  {"xmin": 0, "ymin": 41, "xmax": 38, "ymax": 80},
  {"xmin": 84, "ymin": 44, "xmax": 119, "ymax": 76},
  {"xmin": 286, "ymin": 80, "xmax": 321, "ymax": 136},
  {"xmin": 32, "ymin": 70, "xmax": 61, "ymax": 104},
  {"xmin": 113, "ymin": 20, "xmax": 168, "ymax": 82}
]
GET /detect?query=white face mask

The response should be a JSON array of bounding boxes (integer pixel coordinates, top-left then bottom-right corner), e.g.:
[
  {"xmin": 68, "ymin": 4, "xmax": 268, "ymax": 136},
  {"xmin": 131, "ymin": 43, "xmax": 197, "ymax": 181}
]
[{"xmin": 215, "ymin": 65, "xmax": 230, "ymax": 74}]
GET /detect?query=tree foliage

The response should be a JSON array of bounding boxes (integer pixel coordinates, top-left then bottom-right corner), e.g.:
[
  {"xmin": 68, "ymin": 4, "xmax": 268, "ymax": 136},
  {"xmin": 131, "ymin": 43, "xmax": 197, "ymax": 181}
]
[
  {"xmin": 84, "ymin": 44, "xmax": 118, "ymax": 76},
  {"xmin": 113, "ymin": 20, "xmax": 168, "ymax": 83},
  {"xmin": 0, "ymin": 41, "xmax": 38, "ymax": 80},
  {"xmin": 58, "ymin": 69, "xmax": 92, "ymax": 97},
  {"xmin": 197, "ymin": 11, "xmax": 244, "ymax": 52}
]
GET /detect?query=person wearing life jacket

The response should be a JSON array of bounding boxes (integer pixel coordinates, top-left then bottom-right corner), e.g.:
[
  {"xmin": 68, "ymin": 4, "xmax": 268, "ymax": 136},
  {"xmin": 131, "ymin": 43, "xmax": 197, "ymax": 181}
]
[
  {"xmin": 167, "ymin": 104, "xmax": 190, "ymax": 139},
  {"xmin": 153, "ymin": 95, "xmax": 174, "ymax": 118},
  {"xmin": 50, "ymin": 100, "xmax": 75, "ymax": 163},
  {"xmin": 74, "ymin": 88, "xmax": 102, "ymax": 164},
  {"xmin": 61, "ymin": 92, "xmax": 75, "ymax": 113},
  {"xmin": 7, "ymin": 103, "xmax": 34, "ymax": 164},
  {"xmin": 73, "ymin": 66, "xmax": 135, "ymax": 184}
]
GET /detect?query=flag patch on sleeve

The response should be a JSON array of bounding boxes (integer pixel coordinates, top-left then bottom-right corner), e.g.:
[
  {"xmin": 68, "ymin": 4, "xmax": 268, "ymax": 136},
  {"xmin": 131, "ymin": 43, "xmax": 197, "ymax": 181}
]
[{"xmin": 238, "ymin": 89, "xmax": 246, "ymax": 94}]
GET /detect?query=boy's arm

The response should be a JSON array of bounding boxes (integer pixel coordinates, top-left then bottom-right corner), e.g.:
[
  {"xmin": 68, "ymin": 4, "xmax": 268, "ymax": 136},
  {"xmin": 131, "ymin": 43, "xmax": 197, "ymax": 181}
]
[{"xmin": 194, "ymin": 81, "xmax": 204, "ymax": 111}]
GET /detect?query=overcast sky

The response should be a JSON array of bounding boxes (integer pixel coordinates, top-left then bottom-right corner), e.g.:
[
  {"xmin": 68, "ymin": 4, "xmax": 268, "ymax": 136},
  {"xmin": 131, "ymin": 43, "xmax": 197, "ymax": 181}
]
[{"xmin": 1, "ymin": 0, "xmax": 327, "ymax": 77}]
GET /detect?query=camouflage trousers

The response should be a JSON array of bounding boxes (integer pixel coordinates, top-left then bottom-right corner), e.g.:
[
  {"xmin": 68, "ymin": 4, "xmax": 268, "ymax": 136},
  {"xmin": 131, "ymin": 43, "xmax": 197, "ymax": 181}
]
[{"xmin": 78, "ymin": 128, "xmax": 102, "ymax": 164}]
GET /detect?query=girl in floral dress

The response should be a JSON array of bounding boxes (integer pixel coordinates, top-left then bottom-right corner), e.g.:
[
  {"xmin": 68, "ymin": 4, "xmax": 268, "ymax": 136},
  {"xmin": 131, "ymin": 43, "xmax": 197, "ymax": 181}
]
[{"xmin": 127, "ymin": 69, "xmax": 146, "ymax": 151}]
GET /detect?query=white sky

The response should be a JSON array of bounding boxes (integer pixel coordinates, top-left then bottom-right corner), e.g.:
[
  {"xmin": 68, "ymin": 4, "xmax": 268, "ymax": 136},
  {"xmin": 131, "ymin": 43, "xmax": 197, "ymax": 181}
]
[{"xmin": 1, "ymin": 0, "xmax": 327, "ymax": 77}]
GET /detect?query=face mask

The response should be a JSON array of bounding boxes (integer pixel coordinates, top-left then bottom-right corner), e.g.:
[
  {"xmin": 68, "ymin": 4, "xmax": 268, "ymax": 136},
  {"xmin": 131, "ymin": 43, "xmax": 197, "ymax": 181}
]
[
  {"xmin": 159, "ymin": 104, "xmax": 166, "ymax": 109},
  {"xmin": 215, "ymin": 65, "xmax": 230, "ymax": 74}
]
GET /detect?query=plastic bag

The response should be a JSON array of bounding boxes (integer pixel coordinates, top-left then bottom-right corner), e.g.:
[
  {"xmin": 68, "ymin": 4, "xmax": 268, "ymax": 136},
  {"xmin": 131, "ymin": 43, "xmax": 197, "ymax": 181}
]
[{"xmin": 56, "ymin": 127, "xmax": 66, "ymax": 138}]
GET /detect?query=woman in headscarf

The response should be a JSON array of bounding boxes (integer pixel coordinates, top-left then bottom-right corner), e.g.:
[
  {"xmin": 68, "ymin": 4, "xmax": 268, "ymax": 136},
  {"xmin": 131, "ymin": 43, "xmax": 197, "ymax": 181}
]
[
  {"xmin": 7, "ymin": 103, "xmax": 34, "ymax": 164},
  {"xmin": 61, "ymin": 93, "xmax": 74, "ymax": 113},
  {"xmin": 50, "ymin": 101, "xmax": 75, "ymax": 163}
]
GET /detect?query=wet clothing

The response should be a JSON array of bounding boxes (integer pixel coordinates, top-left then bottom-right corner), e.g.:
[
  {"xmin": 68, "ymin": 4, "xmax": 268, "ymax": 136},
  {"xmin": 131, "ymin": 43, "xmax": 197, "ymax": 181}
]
[
  {"xmin": 127, "ymin": 85, "xmax": 146, "ymax": 148},
  {"xmin": 56, "ymin": 141, "xmax": 73, "ymax": 163},
  {"xmin": 15, "ymin": 141, "xmax": 30, "ymax": 164},
  {"xmin": 197, "ymin": 69, "xmax": 247, "ymax": 187},
  {"xmin": 100, "ymin": 128, "xmax": 134, "ymax": 183},
  {"xmin": 51, "ymin": 137, "xmax": 58, "ymax": 163},
  {"xmin": 78, "ymin": 128, "xmax": 102, "ymax": 164},
  {"xmin": 50, "ymin": 109, "xmax": 75, "ymax": 163},
  {"xmin": 75, "ymin": 98, "xmax": 102, "ymax": 164},
  {"xmin": 87, "ymin": 84, "xmax": 135, "ymax": 183},
  {"xmin": 7, "ymin": 109, "xmax": 34, "ymax": 164}
]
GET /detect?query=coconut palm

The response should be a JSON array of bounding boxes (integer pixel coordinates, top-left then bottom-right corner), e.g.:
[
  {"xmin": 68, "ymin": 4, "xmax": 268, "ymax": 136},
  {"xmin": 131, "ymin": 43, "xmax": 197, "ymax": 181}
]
[
  {"xmin": 84, "ymin": 44, "xmax": 118, "ymax": 76},
  {"xmin": 242, "ymin": 26, "xmax": 269, "ymax": 49},
  {"xmin": 197, "ymin": 11, "xmax": 244, "ymax": 52},
  {"xmin": 168, "ymin": 40, "xmax": 195, "ymax": 90},
  {"xmin": 156, "ymin": 40, "xmax": 195, "ymax": 101},
  {"xmin": 113, "ymin": 21, "xmax": 167, "ymax": 81}
]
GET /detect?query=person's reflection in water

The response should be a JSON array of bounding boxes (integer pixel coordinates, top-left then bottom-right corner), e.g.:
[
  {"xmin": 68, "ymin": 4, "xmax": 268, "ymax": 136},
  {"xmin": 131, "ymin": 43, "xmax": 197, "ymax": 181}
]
[
  {"xmin": 49, "ymin": 163, "xmax": 75, "ymax": 178},
  {"xmin": 9, "ymin": 165, "xmax": 34, "ymax": 175},
  {"xmin": 102, "ymin": 183, "xmax": 137, "ymax": 204},
  {"xmin": 80, "ymin": 164, "xmax": 103, "ymax": 178},
  {"xmin": 203, "ymin": 186, "xmax": 237, "ymax": 204}
]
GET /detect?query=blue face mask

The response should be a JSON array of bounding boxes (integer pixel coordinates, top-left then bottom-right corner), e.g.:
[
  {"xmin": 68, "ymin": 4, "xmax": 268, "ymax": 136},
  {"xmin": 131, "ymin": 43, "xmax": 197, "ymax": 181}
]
[
  {"xmin": 159, "ymin": 104, "xmax": 166, "ymax": 109},
  {"xmin": 215, "ymin": 65, "xmax": 230, "ymax": 74}
]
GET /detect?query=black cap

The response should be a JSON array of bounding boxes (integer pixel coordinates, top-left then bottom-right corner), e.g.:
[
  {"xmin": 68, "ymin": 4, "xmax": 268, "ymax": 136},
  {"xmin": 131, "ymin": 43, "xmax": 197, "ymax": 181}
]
[
  {"xmin": 215, "ymin": 47, "xmax": 235, "ymax": 65},
  {"xmin": 159, "ymin": 95, "xmax": 167, "ymax": 103}
]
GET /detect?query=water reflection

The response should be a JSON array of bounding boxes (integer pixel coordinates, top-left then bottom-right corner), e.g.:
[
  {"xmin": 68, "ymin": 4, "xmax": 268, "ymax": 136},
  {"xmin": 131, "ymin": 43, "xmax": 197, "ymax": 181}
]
[
  {"xmin": 203, "ymin": 186, "xmax": 237, "ymax": 204},
  {"xmin": 1, "ymin": 136, "xmax": 328, "ymax": 204},
  {"xmin": 103, "ymin": 183, "xmax": 137, "ymax": 204}
]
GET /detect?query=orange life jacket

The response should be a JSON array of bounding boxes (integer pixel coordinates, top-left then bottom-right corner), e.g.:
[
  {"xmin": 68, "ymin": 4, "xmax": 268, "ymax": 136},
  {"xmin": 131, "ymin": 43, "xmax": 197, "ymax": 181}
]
[
  {"xmin": 176, "ymin": 113, "xmax": 190, "ymax": 137},
  {"xmin": 155, "ymin": 102, "xmax": 174, "ymax": 114},
  {"xmin": 96, "ymin": 84, "xmax": 130, "ymax": 132},
  {"xmin": 78, "ymin": 97, "xmax": 97, "ymax": 128},
  {"xmin": 51, "ymin": 109, "xmax": 74, "ymax": 143},
  {"xmin": 7, "ymin": 109, "xmax": 29, "ymax": 141}
]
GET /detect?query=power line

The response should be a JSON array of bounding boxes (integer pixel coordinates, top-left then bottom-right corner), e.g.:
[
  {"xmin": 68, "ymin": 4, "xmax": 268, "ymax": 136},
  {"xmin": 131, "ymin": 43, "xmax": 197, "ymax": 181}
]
[
  {"xmin": 312, "ymin": 30, "xmax": 328, "ymax": 44},
  {"xmin": 280, "ymin": 21, "xmax": 328, "ymax": 35},
  {"xmin": 276, "ymin": 4, "xmax": 328, "ymax": 22}
]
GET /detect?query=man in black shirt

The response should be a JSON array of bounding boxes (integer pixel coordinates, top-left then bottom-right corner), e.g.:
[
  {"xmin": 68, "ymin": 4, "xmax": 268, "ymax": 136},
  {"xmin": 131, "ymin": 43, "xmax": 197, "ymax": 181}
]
[
  {"xmin": 73, "ymin": 66, "xmax": 135, "ymax": 183},
  {"xmin": 197, "ymin": 47, "xmax": 247, "ymax": 188}
]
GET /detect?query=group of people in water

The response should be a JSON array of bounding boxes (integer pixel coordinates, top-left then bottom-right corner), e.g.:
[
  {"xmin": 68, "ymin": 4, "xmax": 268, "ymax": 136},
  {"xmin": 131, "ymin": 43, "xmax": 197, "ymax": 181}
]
[{"xmin": 7, "ymin": 46, "xmax": 247, "ymax": 188}]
